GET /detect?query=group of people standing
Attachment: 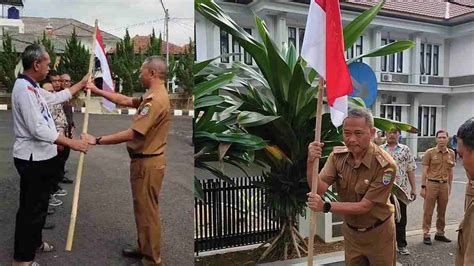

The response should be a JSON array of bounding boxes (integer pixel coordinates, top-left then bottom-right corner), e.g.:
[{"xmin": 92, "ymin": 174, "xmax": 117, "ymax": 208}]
[
  {"xmin": 306, "ymin": 107, "xmax": 474, "ymax": 265},
  {"xmin": 11, "ymin": 44, "xmax": 170, "ymax": 266}
]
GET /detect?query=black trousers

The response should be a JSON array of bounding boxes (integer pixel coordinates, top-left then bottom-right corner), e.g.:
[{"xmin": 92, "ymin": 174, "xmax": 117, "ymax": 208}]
[
  {"xmin": 13, "ymin": 156, "xmax": 56, "ymax": 262},
  {"xmin": 50, "ymin": 147, "xmax": 70, "ymax": 193},
  {"xmin": 391, "ymin": 198, "xmax": 408, "ymax": 248}
]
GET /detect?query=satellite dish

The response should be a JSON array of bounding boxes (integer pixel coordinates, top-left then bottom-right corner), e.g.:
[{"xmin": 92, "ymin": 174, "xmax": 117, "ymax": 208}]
[{"xmin": 348, "ymin": 62, "xmax": 378, "ymax": 107}]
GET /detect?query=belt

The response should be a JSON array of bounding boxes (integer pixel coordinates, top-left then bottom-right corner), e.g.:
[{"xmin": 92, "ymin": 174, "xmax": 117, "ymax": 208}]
[
  {"xmin": 428, "ymin": 179, "xmax": 448, "ymax": 184},
  {"xmin": 346, "ymin": 216, "xmax": 391, "ymax": 232},
  {"xmin": 129, "ymin": 152, "xmax": 163, "ymax": 159}
]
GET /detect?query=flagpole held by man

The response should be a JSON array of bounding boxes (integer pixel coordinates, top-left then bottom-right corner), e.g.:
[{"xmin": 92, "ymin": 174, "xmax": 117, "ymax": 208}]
[
  {"xmin": 300, "ymin": 0, "xmax": 353, "ymax": 264},
  {"xmin": 65, "ymin": 19, "xmax": 99, "ymax": 251},
  {"xmin": 301, "ymin": 1, "xmax": 397, "ymax": 265}
]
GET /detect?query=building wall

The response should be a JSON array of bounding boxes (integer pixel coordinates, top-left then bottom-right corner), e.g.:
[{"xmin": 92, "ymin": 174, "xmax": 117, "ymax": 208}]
[
  {"xmin": 449, "ymin": 34, "xmax": 474, "ymax": 77},
  {"xmin": 447, "ymin": 94, "xmax": 474, "ymax": 135}
]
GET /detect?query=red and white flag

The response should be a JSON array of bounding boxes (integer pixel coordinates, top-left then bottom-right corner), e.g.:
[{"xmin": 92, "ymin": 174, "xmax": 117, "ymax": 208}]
[
  {"xmin": 94, "ymin": 26, "xmax": 115, "ymax": 111},
  {"xmin": 301, "ymin": 0, "xmax": 353, "ymax": 127}
]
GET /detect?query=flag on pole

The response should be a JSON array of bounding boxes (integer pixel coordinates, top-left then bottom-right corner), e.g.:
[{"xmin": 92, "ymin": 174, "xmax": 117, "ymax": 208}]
[
  {"xmin": 301, "ymin": 0, "xmax": 353, "ymax": 127},
  {"xmin": 94, "ymin": 26, "xmax": 115, "ymax": 111}
]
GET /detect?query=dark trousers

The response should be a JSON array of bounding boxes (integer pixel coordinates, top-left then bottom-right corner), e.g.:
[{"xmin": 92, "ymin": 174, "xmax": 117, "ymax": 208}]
[
  {"xmin": 50, "ymin": 147, "xmax": 70, "ymax": 193},
  {"xmin": 392, "ymin": 198, "xmax": 408, "ymax": 248},
  {"xmin": 13, "ymin": 156, "xmax": 56, "ymax": 262}
]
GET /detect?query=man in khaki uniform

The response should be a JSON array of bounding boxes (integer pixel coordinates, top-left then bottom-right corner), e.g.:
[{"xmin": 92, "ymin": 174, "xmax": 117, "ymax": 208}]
[
  {"xmin": 82, "ymin": 56, "xmax": 170, "ymax": 265},
  {"xmin": 455, "ymin": 118, "xmax": 474, "ymax": 265},
  {"xmin": 307, "ymin": 108, "xmax": 397, "ymax": 266},
  {"xmin": 421, "ymin": 129, "xmax": 455, "ymax": 245}
]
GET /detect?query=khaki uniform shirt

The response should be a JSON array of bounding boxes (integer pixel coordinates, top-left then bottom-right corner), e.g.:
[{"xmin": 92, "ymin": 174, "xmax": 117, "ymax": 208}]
[
  {"xmin": 466, "ymin": 179, "xmax": 474, "ymax": 211},
  {"xmin": 422, "ymin": 147, "xmax": 455, "ymax": 181},
  {"xmin": 456, "ymin": 197, "xmax": 474, "ymax": 265},
  {"xmin": 320, "ymin": 142, "xmax": 397, "ymax": 228},
  {"xmin": 126, "ymin": 86, "xmax": 170, "ymax": 165}
]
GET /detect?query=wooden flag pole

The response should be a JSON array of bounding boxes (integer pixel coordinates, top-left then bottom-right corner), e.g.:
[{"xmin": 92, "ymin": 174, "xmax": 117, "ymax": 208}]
[
  {"xmin": 65, "ymin": 19, "xmax": 98, "ymax": 251},
  {"xmin": 307, "ymin": 78, "xmax": 325, "ymax": 265}
]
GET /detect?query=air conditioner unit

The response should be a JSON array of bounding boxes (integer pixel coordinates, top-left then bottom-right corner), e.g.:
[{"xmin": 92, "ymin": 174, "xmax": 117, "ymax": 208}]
[
  {"xmin": 381, "ymin": 73, "xmax": 392, "ymax": 82},
  {"xmin": 420, "ymin": 75, "xmax": 429, "ymax": 84}
]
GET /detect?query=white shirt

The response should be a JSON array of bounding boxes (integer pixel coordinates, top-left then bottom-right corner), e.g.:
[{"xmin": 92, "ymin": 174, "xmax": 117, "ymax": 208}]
[{"xmin": 12, "ymin": 74, "xmax": 72, "ymax": 161}]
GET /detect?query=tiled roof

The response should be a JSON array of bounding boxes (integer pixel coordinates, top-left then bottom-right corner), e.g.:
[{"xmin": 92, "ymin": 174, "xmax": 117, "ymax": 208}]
[
  {"xmin": 345, "ymin": 0, "xmax": 474, "ymax": 20},
  {"xmin": 131, "ymin": 35, "xmax": 186, "ymax": 55},
  {"xmin": 20, "ymin": 17, "xmax": 120, "ymax": 40}
]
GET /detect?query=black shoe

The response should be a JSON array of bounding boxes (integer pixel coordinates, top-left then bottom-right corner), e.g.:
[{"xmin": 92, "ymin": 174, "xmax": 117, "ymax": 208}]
[
  {"xmin": 122, "ymin": 247, "xmax": 144, "ymax": 259},
  {"xmin": 61, "ymin": 177, "xmax": 73, "ymax": 184},
  {"xmin": 435, "ymin": 234, "xmax": 452, "ymax": 242},
  {"xmin": 423, "ymin": 236, "xmax": 432, "ymax": 245},
  {"xmin": 43, "ymin": 222, "xmax": 55, "ymax": 230},
  {"xmin": 47, "ymin": 208, "xmax": 55, "ymax": 215}
]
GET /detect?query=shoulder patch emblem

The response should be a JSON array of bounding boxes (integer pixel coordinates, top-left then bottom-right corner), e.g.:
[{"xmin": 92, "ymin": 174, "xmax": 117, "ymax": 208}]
[
  {"xmin": 333, "ymin": 146, "xmax": 349, "ymax": 154},
  {"xmin": 139, "ymin": 103, "xmax": 152, "ymax": 116},
  {"xmin": 383, "ymin": 171, "xmax": 393, "ymax": 186}
]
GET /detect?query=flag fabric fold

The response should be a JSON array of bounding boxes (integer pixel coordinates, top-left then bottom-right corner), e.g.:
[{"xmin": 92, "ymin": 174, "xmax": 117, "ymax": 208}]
[
  {"xmin": 94, "ymin": 26, "xmax": 115, "ymax": 111},
  {"xmin": 301, "ymin": 0, "xmax": 353, "ymax": 127}
]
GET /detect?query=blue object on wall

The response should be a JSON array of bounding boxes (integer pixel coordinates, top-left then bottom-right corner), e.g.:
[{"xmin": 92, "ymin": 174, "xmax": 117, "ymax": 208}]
[
  {"xmin": 348, "ymin": 62, "xmax": 378, "ymax": 107},
  {"xmin": 7, "ymin": 7, "xmax": 19, "ymax": 19}
]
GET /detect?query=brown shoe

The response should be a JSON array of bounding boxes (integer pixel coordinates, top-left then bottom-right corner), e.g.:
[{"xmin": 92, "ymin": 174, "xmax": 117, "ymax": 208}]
[{"xmin": 122, "ymin": 247, "xmax": 144, "ymax": 259}]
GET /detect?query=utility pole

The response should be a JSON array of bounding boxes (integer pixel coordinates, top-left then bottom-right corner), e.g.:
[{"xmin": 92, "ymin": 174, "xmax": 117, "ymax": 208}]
[{"xmin": 159, "ymin": 0, "xmax": 169, "ymax": 90}]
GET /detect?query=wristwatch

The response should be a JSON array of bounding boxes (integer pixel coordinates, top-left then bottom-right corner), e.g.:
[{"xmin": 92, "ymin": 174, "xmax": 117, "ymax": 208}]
[
  {"xmin": 323, "ymin": 202, "xmax": 332, "ymax": 213},
  {"xmin": 96, "ymin": 137, "xmax": 103, "ymax": 145}
]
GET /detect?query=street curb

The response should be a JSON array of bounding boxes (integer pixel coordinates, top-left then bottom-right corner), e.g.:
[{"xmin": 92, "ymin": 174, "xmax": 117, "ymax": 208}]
[{"xmin": 0, "ymin": 105, "xmax": 194, "ymax": 117}]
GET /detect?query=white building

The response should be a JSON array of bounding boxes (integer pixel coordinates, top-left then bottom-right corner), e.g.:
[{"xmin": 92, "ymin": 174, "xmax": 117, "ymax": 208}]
[{"xmin": 196, "ymin": 0, "xmax": 474, "ymax": 157}]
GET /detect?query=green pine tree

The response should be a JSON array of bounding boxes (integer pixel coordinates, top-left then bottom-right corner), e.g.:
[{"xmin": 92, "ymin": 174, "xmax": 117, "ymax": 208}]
[
  {"xmin": 146, "ymin": 28, "xmax": 162, "ymax": 57},
  {"xmin": 57, "ymin": 28, "xmax": 90, "ymax": 82},
  {"xmin": 110, "ymin": 29, "xmax": 144, "ymax": 95},
  {"xmin": 0, "ymin": 33, "xmax": 20, "ymax": 92},
  {"xmin": 173, "ymin": 39, "xmax": 194, "ymax": 106},
  {"xmin": 35, "ymin": 32, "xmax": 57, "ymax": 70}
]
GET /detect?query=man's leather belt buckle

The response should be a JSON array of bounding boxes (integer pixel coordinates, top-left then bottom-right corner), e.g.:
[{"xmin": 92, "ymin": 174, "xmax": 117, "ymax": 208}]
[
  {"xmin": 428, "ymin": 179, "xmax": 446, "ymax": 184},
  {"xmin": 129, "ymin": 153, "xmax": 162, "ymax": 159}
]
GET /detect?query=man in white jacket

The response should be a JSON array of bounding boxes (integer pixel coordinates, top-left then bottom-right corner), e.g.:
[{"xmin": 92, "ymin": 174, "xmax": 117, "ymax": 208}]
[{"xmin": 11, "ymin": 44, "xmax": 89, "ymax": 266}]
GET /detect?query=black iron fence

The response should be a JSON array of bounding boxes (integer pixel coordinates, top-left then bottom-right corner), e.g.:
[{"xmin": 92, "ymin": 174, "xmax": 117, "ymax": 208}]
[{"xmin": 194, "ymin": 176, "xmax": 281, "ymax": 253}]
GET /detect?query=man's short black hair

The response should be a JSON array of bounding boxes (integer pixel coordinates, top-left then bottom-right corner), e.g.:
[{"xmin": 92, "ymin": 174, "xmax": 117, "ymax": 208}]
[
  {"xmin": 48, "ymin": 69, "xmax": 59, "ymax": 78},
  {"xmin": 457, "ymin": 118, "xmax": 474, "ymax": 150}
]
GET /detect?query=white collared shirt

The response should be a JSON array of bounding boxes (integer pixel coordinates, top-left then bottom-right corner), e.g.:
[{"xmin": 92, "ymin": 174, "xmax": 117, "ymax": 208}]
[{"xmin": 12, "ymin": 75, "xmax": 72, "ymax": 161}]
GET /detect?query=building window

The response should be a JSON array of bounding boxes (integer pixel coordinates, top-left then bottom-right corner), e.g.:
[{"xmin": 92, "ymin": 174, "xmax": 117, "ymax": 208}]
[
  {"xmin": 381, "ymin": 38, "xmax": 402, "ymax": 73},
  {"xmin": 232, "ymin": 38, "xmax": 241, "ymax": 62},
  {"xmin": 381, "ymin": 39, "xmax": 388, "ymax": 71},
  {"xmin": 221, "ymin": 28, "xmax": 253, "ymax": 65},
  {"xmin": 421, "ymin": 43, "xmax": 439, "ymax": 76},
  {"xmin": 220, "ymin": 29, "xmax": 229, "ymax": 63},
  {"xmin": 418, "ymin": 106, "xmax": 438, "ymax": 137},
  {"xmin": 244, "ymin": 28, "xmax": 253, "ymax": 65},
  {"xmin": 380, "ymin": 104, "xmax": 403, "ymax": 122},
  {"xmin": 299, "ymin": 28, "xmax": 305, "ymax": 55},
  {"xmin": 420, "ymin": 43, "xmax": 425, "ymax": 74},
  {"xmin": 426, "ymin": 44, "xmax": 432, "ymax": 75},
  {"xmin": 288, "ymin": 27, "xmax": 296, "ymax": 48},
  {"xmin": 433, "ymin": 45, "xmax": 439, "ymax": 76},
  {"xmin": 346, "ymin": 36, "xmax": 363, "ymax": 62}
]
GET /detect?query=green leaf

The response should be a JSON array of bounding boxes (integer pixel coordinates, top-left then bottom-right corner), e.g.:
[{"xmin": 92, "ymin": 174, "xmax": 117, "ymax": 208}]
[
  {"xmin": 347, "ymin": 40, "xmax": 415, "ymax": 65},
  {"xmin": 194, "ymin": 95, "xmax": 225, "ymax": 109},
  {"xmin": 343, "ymin": 0, "xmax": 385, "ymax": 50},
  {"xmin": 194, "ymin": 177, "xmax": 205, "ymax": 200},
  {"xmin": 374, "ymin": 117, "xmax": 419, "ymax": 134},
  {"xmin": 237, "ymin": 111, "xmax": 279, "ymax": 127},
  {"xmin": 194, "ymin": 72, "xmax": 235, "ymax": 99}
]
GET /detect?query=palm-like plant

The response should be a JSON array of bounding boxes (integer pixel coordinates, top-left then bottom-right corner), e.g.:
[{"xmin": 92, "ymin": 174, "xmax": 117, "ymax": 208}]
[
  {"xmin": 196, "ymin": 0, "xmax": 417, "ymax": 260},
  {"xmin": 194, "ymin": 57, "xmax": 274, "ymax": 199}
]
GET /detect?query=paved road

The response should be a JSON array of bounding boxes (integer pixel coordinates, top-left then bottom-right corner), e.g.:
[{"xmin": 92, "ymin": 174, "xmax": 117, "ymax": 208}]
[{"xmin": 0, "ymin": 112, "xmax": 194, "ymax": 265}]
